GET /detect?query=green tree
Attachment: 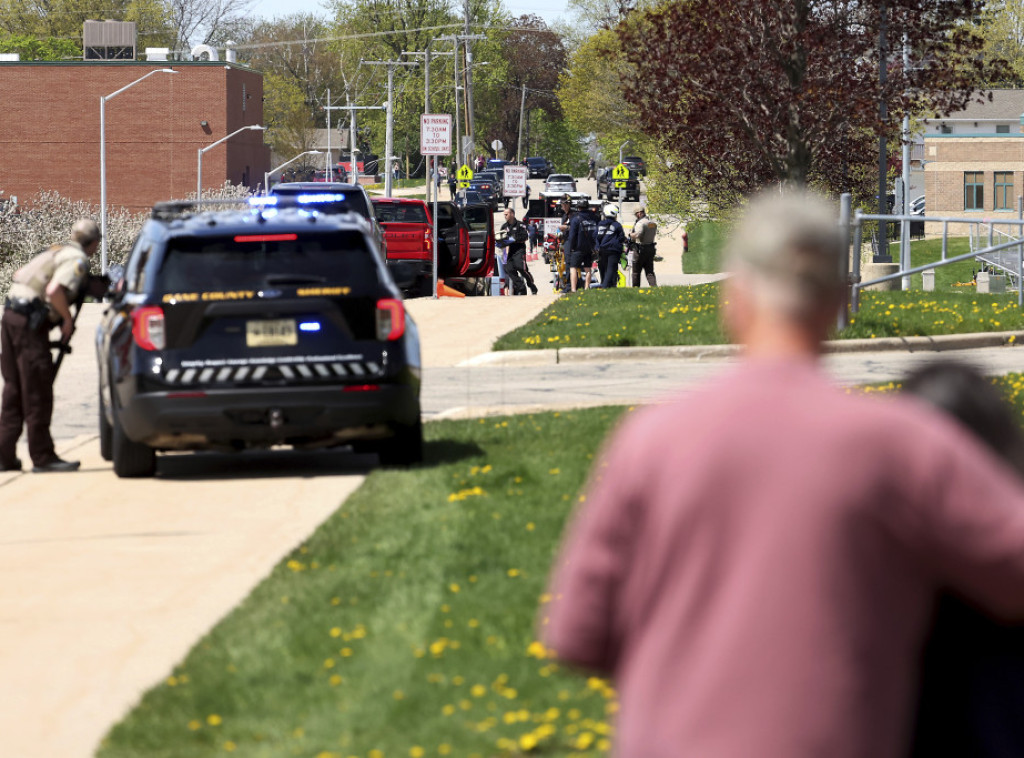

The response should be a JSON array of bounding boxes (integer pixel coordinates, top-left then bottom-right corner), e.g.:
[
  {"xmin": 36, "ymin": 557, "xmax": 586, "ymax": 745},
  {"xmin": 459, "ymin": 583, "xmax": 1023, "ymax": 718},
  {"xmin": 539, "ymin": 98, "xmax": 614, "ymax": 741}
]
[
  {"xmin": 979, "ymin": 0, "xmax": 1024, "ymax": 84},
  {"xmin": 0, "ymin": 33, "xmax": 79, "ymax": 59}
]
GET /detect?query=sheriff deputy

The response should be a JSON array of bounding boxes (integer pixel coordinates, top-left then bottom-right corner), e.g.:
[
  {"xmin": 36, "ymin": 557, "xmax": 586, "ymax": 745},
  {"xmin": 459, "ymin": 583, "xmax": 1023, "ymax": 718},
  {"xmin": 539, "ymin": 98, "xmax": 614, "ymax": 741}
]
[{"xmin": 0, "ymin": 218, "xmax": 100, "ymax": 473}]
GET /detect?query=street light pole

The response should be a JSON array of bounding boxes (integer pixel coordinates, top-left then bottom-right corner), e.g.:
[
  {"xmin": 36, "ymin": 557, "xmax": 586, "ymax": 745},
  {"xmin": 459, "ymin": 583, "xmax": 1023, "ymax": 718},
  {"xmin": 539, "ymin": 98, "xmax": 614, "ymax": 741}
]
[
  {"xmin": 264, "ymin": 150, "xmax": 323, "ymax": 192},
  {"xmin": 100, "ymin": 67, "xmax": 177, "ymax": 274},
  {"xmin": 198, "ymin": 124, "xmax": 265, "ymax": 200}
]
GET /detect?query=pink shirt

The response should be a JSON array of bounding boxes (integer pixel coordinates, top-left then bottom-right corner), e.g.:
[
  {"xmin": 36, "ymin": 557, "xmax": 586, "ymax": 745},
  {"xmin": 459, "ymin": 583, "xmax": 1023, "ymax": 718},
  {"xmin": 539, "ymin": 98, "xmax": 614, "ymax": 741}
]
[{"xmin": 543, "ymin": 359, "xmax": 1024, "ymax": 758}]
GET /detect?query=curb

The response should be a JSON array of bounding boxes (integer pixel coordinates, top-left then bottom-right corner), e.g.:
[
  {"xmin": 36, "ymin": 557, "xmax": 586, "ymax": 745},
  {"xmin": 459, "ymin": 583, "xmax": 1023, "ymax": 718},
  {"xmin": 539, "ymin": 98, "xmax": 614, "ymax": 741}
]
[{"xmin": 459, "ymin": 330, "xmax": 1024, "ymax": 367}]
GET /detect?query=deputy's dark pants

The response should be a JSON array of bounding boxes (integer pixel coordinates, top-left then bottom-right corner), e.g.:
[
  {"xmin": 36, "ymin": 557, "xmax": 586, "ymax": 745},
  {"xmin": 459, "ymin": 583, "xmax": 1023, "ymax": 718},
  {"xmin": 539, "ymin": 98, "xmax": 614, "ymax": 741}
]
[
  {"xmin": 632, "ymin": 243, "xmax": 658, "ymax": 287},
  {"xmin": 0, "ymin": 309, "xmax": 56, "ymax": 466},
  {"xmin": 506, "ymin": 250, "xmax": 529, "ymax": 295},
  {"xmin": 599, "ymin": 250, "xmax": 621, "ymax": 288}
]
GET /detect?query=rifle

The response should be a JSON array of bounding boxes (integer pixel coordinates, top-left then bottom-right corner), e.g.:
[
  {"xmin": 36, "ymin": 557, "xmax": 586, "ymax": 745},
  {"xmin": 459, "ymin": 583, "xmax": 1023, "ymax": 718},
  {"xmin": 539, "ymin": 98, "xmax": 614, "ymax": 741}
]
[{"xmin": 50, "ymin": 274, "xmax": 110, "ymax": 376}]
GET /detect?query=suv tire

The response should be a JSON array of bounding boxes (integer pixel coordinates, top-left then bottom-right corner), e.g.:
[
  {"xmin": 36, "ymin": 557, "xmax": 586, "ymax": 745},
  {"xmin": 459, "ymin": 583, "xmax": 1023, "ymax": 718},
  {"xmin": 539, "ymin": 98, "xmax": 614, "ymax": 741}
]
[
  {"xmin": 379, "ymin": 419, "xmax": 423, "ymax": 466},
  {"xmin": 112, "ymin": 411, "xmax": 156, "ymax": 478},
  {"xmin": 99, "ymin": 384, "xmax": 113, "ymax": 462}
]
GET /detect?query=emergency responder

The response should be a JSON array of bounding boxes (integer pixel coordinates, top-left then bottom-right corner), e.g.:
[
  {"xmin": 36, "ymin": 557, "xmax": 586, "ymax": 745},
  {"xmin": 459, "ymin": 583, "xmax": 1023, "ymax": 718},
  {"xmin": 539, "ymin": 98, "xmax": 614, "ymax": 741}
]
[
  {"xmin": 629, "ymin": 206, "xmax": 658, "ymax": 287},
  {"xmin": 566, "ymin": 200, "xmax": 599, "ymax": 292},
  {"xmin": 498, "ymin": 208, "xmax": 537, "ymax": 295},
  {"xmin": 595, "ymin": 204, "xmax": 627, "ymax": 288},
  {"xmin": 0, "ymin": 219, "xmax": 100, "ymax": 472}
]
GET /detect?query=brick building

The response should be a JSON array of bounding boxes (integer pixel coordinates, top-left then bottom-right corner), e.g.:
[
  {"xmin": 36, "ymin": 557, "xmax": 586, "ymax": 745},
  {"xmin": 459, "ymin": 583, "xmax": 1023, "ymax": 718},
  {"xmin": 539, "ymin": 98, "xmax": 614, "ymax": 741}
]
[
  {"xmin": 922, "ymin": 90, "xmax": 1024, "ymax": 233},
  {"xmin": 0, "ymin": 61, "xmax": 269, "ymax": 211}
]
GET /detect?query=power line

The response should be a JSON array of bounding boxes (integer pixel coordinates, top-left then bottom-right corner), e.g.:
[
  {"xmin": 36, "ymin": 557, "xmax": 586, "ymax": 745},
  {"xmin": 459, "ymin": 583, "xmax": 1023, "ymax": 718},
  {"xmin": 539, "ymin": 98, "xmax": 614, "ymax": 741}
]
[{"xmin": 230, "ymin": 23, "xmax": 466, "ymax": 51}]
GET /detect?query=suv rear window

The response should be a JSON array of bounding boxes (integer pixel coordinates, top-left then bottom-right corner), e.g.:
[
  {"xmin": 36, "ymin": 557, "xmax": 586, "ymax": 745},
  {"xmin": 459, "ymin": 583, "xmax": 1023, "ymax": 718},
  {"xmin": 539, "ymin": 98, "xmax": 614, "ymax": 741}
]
[
  {"xmin": 158, "ymin": 232, "xmax": 377, "ymax": 291},
  {"xmin": 462, "ymin": 205, "xmax": 490, "ymax": 230},
  {"xmin": 375, "ymin": 204, "xmax": 429, "ymax": 224}
]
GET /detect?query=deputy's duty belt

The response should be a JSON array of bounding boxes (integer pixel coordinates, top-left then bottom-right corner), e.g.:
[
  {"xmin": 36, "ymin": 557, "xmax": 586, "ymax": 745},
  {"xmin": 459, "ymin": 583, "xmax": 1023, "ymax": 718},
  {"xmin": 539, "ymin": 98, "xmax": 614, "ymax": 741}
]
[{"xmin": 4, "ymin": 297, "xmax": 42, "ymax": 316}]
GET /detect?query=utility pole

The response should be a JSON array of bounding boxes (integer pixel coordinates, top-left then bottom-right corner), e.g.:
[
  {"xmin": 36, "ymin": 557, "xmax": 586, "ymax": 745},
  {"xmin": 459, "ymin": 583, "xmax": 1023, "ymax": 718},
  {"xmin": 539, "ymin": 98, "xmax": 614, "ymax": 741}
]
[
  {"xmin": 404, "ymin": 45, "xmax": 455, "ymax": 202},
  {"xmin": 326, "ymin": 87, "xmax": 332, "ymax": 181},
  {"xmin": 463, "ymin": 0, "xmax": 476, "ymax": 159},
  {"xmin": 363, "ymin": 59, "xmax": 419, "ymax": 197},
  {"xmin": 516, "ymin": 83, "xmax": 527, "ymax": 162},
  {"xmin": 901, "ymin": 34, "xmax": 911, "ymax": 290},
  {"xmin": 876, "ymin": 0, "xmax": 891, "ymax": 262},
  {"xmin": 324, "ymin": 95, "xmax": 385, "ymax": 187}
]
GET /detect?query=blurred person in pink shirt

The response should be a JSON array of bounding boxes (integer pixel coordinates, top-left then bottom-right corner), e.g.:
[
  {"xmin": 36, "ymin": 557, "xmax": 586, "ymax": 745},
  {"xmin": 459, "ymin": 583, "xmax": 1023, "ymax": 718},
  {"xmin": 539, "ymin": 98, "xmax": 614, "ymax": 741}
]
[{"xmin": 541, "ymin": 189, "xmax": 1024, "ymax": 758}]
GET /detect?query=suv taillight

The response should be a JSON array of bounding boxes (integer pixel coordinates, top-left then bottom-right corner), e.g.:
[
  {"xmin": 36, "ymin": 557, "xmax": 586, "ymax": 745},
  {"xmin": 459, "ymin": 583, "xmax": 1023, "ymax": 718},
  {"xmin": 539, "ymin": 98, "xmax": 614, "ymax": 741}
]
[
  {"xmin": 423, "ymin": 228, "xmax": 432, "ymax": 253},
  {"xmin": 375, "ymin": 299, "xmax": 405, "ymax": 341},
  {"xmin": 132, "ymin": 306, "xmax": 165, "ymax": 351}
]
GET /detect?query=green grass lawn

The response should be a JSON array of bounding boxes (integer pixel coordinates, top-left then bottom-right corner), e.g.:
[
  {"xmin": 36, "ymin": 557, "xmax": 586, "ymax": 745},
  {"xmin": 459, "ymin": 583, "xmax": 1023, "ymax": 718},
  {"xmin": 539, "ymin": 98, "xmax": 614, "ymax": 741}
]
[
  {"xmin": 98, "ymin": 409, "xmax": 629, "ymax": 758},
  {"xmin": 494, "ymin": 284, "xmax": 1024, "ymax": 351},
  {"xmin": 96, "ymin": 372, "xmax": 1024, "ymax": 757},
  {"xmin": 881, "ymin": 236, "xmax": 979, "ymax": 292},
  {"xmin": 683, "ymin": 220, "xmax": 726, "ymax": 274}
]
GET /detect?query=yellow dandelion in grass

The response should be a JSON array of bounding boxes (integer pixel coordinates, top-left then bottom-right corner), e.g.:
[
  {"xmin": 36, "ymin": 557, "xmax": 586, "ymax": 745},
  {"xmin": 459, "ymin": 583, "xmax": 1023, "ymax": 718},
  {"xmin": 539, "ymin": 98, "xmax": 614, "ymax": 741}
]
[
  {"xmin": 442, "ymin": 704, "xmax": 456, "ymax": 716},
  {"xmin": 468, "ymin": 618, "xmax": 480, "ymax": 628},
  {"xmin": 340, "ymin": 647, "xmax": 353, "ymax": 657},
  {"xmin": 502, "ymin": 712, "xmax": 517, "ymax": 725},
  {"xmin": 369, "ymin": 751, "xmax": 384, "ymax": 758},
  {"xmin": 526, "ymin": 641, "xmax": 547, "ymax": 659},
  {"xmin": 452, "ymin": 675, "xmax": 465, "ymax": 685},
  {"xmin": 187, "ymin": 719, "xmax": 201, "ymax": 731},
  {"xmin": 410, "ymin": 748, "xmax": 425, "ymax": 758},
  {"xmin": 438, "ymin": 744, "xmax": 451, "ymax": 755},
  {"xmin": 394, "ymin": 690, "xmax": 405, "ymax": 700},
  {"xmin": 471, "ymin": 684, "xmax": 487, "ymax": 697},
  {"xmin": 460, "ymin": 699, "xmax": 473, "ymax": 710},
  {"xmin": 519, "ymin": 733, "xmax": 539, "ymax": 751},
  {"xmin": 507, "ymin": 568, "xmax": 521, "ymax": 578},
  {"xmin": 223, "ymin": 741, "xmax": 237, "ymax": 752},
  {"xmin": 575, "ymin": 731, "xmax": 595, "ymax": 749},
  {"xmin": 329, "ymin": 674, "xmax": 343, "ymax": 686},
  {"xmin": 449, "ymin": 583, "xmax": 461, "ymax": 593},
  {"xmin": 525, "ymin": 522, "xmax": 535, "ymax": 531},
  {"xmin": 206, "ymin": 714, "xmax": 222, "ymax": 726},
  {"xmin": 330, "ymin": 627, "xmax": 342, "ymax": 637},
  {"xmin": 324, "ymin": 658, "xmax": 336, "ymax": 669},
  {"xmin": 548, "ymin": 468, "xmax": 560, "ymax": 475}
]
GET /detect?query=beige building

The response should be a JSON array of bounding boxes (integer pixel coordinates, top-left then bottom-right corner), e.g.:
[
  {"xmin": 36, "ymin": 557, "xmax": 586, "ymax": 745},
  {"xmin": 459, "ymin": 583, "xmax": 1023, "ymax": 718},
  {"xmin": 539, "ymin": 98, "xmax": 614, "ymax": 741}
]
[{"xmin": 923, "ymin": 90, "xmax": 1024, "ymax": 234}]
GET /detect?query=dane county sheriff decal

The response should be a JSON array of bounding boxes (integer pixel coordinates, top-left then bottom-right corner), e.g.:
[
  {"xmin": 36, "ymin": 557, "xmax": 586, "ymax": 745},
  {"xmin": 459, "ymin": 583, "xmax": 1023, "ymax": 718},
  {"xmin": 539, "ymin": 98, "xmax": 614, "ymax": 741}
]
[{"xmin": 161, "ymin": 287, "xmax": 351, "ymax": 303}]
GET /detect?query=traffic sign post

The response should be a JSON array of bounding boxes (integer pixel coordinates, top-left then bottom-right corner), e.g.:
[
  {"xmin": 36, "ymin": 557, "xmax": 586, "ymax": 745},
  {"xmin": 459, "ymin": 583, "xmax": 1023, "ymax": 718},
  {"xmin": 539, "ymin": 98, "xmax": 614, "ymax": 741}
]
[
  {"xmin": 420, "ymin": 114, "xmax": 452, "ymax": 299},
  {"xmin": 503, "ymin": 165, "xmax": 528, "ymax": 198},
  {"xmin": 614, "ymin": 162, "xmax": 629, "ymax": 212},
  {"xmin": 456, "ymin": 164, "xmax": 474, "ymax": 189},
  {"xmin": 491, "ymin": 138, "xmax": 503, "ymax": 157}
]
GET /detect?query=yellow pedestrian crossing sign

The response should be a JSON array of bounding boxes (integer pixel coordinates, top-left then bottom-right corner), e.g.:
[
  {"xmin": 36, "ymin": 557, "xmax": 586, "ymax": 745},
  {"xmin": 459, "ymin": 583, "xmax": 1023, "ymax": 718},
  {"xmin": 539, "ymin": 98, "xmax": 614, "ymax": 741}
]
[
  {"xmin": 457, "ymin": 164, "xmax": 474, "ymax": 188},
  {"xmin": 613, "ymin": 163, "xmax": 629, "ymax": 189}
]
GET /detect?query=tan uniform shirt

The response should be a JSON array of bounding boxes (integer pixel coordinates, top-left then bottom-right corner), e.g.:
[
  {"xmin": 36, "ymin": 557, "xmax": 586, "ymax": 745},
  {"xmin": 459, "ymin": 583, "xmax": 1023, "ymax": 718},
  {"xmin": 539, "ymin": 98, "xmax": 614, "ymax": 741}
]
[
  {"xmin": 632, "ymin": 216, "xmax": 657, "ymax": 245},
  {"xmin": 9, "ymin": 242, "xmax": 89, "ymax": 319}
]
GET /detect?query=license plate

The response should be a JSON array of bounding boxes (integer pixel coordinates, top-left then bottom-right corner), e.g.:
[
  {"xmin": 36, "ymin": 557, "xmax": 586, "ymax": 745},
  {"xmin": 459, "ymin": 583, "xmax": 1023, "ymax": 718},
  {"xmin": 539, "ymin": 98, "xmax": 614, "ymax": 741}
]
[{"xmin": 246, "ymin": 319, "xmax": 297, "ymax": 347}]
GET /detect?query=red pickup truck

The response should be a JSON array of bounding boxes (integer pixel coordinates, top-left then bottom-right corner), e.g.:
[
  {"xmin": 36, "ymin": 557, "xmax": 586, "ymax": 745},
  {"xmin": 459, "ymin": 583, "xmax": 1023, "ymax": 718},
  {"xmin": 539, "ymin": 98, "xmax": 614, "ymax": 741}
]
[{"xmin": 372, "ymin": 197, "xmax": 495, "ymax": 296}]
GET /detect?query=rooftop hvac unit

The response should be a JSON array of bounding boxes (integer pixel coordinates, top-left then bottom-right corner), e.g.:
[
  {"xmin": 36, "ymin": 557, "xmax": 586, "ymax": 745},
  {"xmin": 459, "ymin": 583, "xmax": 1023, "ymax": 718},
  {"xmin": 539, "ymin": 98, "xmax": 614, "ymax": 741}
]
[
  {"xmin": 145, "ymin": 48, "xmax": 170, "ymax": 61},
  {"xmin": 84, "ymin": 20, "xmax": 136, "ymax": 60}
]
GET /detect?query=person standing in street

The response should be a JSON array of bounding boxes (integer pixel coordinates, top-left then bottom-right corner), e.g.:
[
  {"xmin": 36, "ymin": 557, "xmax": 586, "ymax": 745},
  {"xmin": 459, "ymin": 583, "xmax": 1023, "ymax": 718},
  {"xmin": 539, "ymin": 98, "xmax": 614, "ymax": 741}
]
[
  {"xmin": 595, "ymin": 204, "xmax": 626, "ymax": 288},
  {"xmin": 0, "ymin": 219, "xmax": 100, "ymax": 472},
  {"xmin": 497, "ymin": 208, "xmax": 537, "ymax": 295},
  {"xmin": 586, "ymin": 157, "xmax": 596, "ymax": 180},
  {"xmin": 565, "ymin": 201, "xmax": 598, "ymax": 292},
  {"xmin": 541, "ymin": 189, "xmax": 1024, "ymax": 758},
  {"xmin": 629, "ymin": 206, "xmax": 658, "ymax": 287}
]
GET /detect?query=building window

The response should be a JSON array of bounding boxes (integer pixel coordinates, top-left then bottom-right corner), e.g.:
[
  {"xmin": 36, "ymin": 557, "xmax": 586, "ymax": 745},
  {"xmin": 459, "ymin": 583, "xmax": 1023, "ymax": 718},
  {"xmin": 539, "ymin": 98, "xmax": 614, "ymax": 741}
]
[
  {"xmin": 940, "ymin": 124, "xmax": 953, "ymax": 134},
  {"xmin": 997, "ymin": 124, "xmax": 1011, "ymax": 134},
  {"xmin": 995, "ymin": 172, "xmax": 1014, "ymax": 210},
  {"xmin": 965, "ymin": 171, "xmax": 985, "ymax": 210}
]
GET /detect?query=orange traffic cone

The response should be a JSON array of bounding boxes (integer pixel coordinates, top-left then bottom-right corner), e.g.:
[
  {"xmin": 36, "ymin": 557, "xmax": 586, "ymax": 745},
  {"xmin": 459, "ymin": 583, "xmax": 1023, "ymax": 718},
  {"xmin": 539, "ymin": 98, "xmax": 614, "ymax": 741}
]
[{"xmin": 437, "ymin": 280, "xmax": 466, "ymax": 298}]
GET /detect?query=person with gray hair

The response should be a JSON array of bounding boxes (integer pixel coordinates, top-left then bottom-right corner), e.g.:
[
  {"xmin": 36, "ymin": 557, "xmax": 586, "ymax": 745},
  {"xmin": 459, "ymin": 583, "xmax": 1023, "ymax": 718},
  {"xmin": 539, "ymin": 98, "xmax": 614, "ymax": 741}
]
[
  {"xmin": 1, "ymin": 218, "xmax": 100, "ymax": 473},
  {"xmin": 541, "ymin": 189, "xmax": 1024, "ymax": 758}
]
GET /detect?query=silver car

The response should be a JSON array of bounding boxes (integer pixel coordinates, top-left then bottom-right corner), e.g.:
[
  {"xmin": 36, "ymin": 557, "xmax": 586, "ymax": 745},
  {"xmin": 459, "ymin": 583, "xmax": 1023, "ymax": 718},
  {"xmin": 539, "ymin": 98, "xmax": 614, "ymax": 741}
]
[{"xmin": 545, "ymin": 174, "xmax": 577, "ymax": 194}]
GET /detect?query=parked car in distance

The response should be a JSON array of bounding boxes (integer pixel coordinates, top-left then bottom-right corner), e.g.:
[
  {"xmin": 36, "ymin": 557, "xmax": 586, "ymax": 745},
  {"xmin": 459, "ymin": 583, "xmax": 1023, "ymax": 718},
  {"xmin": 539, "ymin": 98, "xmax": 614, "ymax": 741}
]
[
  {"xmin": 524, "ymin": 156, "xmax": 551, "ymax": 179},
  {"xmin": 468, "ymin": 179, "xmax": 499, "ymax": 209},
  {"xmin": 456, "ymin": 190, "xmax": 488, "ymax": 207},
  {"xmin": 622, "ymin": 156, "xmax": 647, "ymax": 177},
  {"xmin": 486, "ymin": 158, "xmax": 512, "ymax": 172},
  {"xmin": 372, "ymin": 197, "xmax": 434, "ymax": 295},
  {"xmin": 910, "ymin": 196, "xmax": 925, "ymax": 215},
  {"xmin": 312, "ymin": 167, "xmax": 349, "ymax": 183},
  {"xmin": 596, "ymin": 167, "xmax": 641, "ymax": 202},
  {"xmin": 545, "ymin": 174, "xmax": 577, "ymax": 194},
  {"xmin": 474, "ymin": 171, "xmax": 503, "ymax": 197},
  {"xmin": 96, "ymin": 196, "xmax": 423, "ymax": 477}
]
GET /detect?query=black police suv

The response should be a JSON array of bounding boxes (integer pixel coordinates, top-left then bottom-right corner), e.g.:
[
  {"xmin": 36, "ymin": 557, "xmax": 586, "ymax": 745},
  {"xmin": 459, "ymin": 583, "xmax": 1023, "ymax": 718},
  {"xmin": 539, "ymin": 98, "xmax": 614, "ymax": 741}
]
[{"xmin": 95, "ymin": 195, "xmax": 422, "ymax": 477}]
